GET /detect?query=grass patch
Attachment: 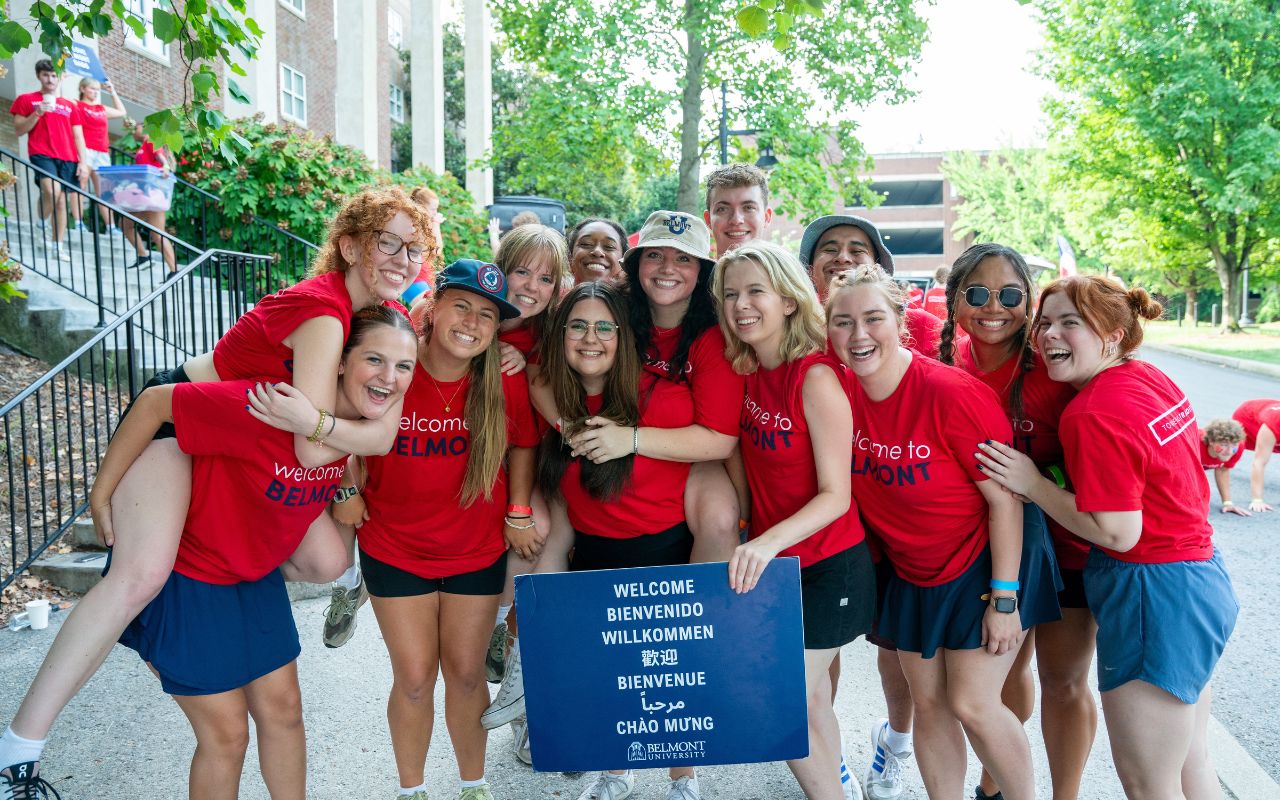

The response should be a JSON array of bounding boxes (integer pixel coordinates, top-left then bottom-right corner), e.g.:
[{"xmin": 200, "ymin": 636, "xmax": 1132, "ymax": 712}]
[{"xmin": 1145, "ymin": 321, "xmax": 1280, "ymax": 365}]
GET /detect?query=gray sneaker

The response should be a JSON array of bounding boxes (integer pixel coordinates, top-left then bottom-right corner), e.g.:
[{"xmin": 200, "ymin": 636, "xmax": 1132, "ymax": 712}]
[
  {"xmin": 486, "ymin": 622, "xmax": 508, "ymax": 683},
  {"xmin": 481, "ymin": 640, "xmax": 524, "ymax": 729},
  {"xmin": 576, "ymin": 771, "xmax": 634, "ymax": 800},
  {"xmin": 322, "ymin": 576, "xmax": 369, "ymax": 649},
  {"xmin": 665, "ymin": 776, "xmax": 700, "ymax": 800},
  {"xmin": 511, "ymin": 714, "xmax": 531, "ymax": 765}
]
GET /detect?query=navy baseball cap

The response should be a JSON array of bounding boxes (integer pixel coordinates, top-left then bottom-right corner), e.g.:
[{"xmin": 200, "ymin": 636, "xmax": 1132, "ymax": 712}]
[{"xmin": 435, "ymin": 259, "xmax": 521, "ymax": 320}]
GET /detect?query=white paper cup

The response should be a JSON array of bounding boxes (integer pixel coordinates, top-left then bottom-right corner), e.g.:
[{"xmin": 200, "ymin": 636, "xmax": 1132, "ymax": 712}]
[
  {"xmin": 40, "ymin": 93, "xmax": 56, "ymax": 108},
  {"xmin": 25, "ymin": 599, "xmax": 50, "ymax": 630}
]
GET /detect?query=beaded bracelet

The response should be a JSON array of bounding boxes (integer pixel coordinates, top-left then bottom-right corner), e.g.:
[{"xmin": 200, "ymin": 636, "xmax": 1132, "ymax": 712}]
[{"xmin": 505, "ymin": 517, "xmax": 537, "ymax": 530}]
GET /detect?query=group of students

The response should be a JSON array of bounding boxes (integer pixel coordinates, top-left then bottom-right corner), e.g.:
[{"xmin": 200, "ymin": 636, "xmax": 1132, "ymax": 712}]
[
  {"xmin": 0, "ymin": 162, "xmax": 1242, "ymax": 800},
  {"xmin": 10, "ymin": 58, "xmax": 179, "ymax": 274}
]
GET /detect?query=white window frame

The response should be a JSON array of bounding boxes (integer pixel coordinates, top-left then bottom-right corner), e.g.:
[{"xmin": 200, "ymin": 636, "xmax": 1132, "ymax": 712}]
[
  {"xmin": 279, "ymin": 63, "xmax": 308, "ymax": 126},
  {"xmin": 389, "ymin": 84, "xmax": 405, "ymax": 123},
  {"xmin": 279, "ymin": 0, "xmax": 305, "ymax": 18},
  {"xmin": 124, "ymin": 0, "xmax": 170, "ymax": 63},
  {"xmin": 388, "ymin": 8, "xmax": 404, "ymax": 49}
]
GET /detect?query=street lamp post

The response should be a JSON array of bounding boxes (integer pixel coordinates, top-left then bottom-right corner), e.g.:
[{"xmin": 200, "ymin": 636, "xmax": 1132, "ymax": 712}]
[{"xmin": 718, "ymin": 83, "xmax": 777, "ymax": 169}]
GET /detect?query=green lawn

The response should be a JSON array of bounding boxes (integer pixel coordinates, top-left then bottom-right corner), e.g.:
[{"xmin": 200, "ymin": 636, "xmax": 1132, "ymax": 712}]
[{"xmin": 1144, "ymin": 321, "xmax": 1280, "ymax": 365}]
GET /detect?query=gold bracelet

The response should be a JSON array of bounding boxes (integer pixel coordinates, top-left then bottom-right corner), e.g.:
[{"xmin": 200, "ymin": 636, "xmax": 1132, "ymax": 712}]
[{"xmin": 307, "ymin": 409, "xmax": 328, "ymax": 444}]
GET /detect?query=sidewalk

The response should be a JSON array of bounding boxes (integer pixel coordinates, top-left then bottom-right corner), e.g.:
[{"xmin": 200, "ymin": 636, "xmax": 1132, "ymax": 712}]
[{"xmin": 0, "ymin": 594, "xmax": 1256, "ymax": 799}]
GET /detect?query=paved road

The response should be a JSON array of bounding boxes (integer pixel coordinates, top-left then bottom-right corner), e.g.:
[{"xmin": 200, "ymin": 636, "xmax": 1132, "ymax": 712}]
[
  {"xmin": 1142, "ymin": 347, "xmax": 1280, "ymax": 783},
  {"xmin": 0, "ymin": 346, "xmax": 1274, "ymax": 798}
]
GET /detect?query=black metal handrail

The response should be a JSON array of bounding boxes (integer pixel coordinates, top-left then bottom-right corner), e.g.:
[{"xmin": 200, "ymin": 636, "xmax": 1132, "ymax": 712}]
[
  {"xmin": 111, "ymin": 146, "xmax": 319, "ymax": 285},
  {"xmin": 1, "ymin": 147, "xmax": 206, "ymax": 325},
  {"xmin": 0, "ymin": 248, "xmax": 274, "ymax": 591}
]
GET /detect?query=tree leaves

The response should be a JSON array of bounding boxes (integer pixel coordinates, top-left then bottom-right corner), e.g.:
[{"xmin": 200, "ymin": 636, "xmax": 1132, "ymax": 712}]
[
  {"xmin": 736, "ymin": 5, "xmax": 770, "ymax": 37},
  {"xmin": 0, "ymin": 20, "xmax": 33, "ymax": 57}
]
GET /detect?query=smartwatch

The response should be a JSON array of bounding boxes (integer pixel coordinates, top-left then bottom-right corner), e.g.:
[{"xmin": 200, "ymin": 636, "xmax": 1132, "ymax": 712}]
[
  {"xmin": 332, "ymin": 485, "xmax": 360, "ymax": 504},
  {"xmin": 991, "ymin": 595, "xmax": 1018, "ymax": 614}
]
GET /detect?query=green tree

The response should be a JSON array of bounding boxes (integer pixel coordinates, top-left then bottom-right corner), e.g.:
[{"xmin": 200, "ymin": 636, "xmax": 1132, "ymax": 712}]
[
  {"xmin": 942, "ymin": 148, "xmax": 1071, "ymax": 263},
  {"xmin": 1037, "ymin": 0, "xmax": 1280, "ymax": 331},
  {"xmin": 0, "ymin": 0, "xmax": 261, "ymax": 157},
  {"xmin": 490, "ymin": 0, "xmax": 926, "ymax": 220}
]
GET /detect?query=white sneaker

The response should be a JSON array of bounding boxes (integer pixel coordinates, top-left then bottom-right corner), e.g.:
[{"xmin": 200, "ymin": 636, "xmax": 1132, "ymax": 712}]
[
  {"xmin": 840, "ymin": 754, "xmax": 855, "ymax": 800},
  {"xmin": 576, "ymin": 771, "xmax": 634, "ymax": 800},
  {"xmin": 481, "ymin": 640, "xmax": 524, "ymax": 729},
  {"xmin": 511, "ymin": 714, "xmax": 531, "ymax": 766},
  {"xmin": 52, "ymin": 244, "xmax": 71, "ymax": 262},
  {"xmin": 665, "ymin": 776, "xmax": 700, "ymax": 800},
  {"xmin": 863, "ymin": 718, "xmax": 911, "ymax": 800}
]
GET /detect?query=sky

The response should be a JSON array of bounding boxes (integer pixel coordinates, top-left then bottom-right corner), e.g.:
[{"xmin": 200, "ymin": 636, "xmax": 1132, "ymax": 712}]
[{"xmin": 853, "ymin": 0, "xmax": 1054, "ymax": 154}]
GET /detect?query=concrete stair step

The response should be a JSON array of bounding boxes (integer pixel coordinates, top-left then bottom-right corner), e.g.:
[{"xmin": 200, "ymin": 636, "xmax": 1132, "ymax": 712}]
[{"xmin": 29, "ymin": 550, "xmax": 332, "ymax": 602}]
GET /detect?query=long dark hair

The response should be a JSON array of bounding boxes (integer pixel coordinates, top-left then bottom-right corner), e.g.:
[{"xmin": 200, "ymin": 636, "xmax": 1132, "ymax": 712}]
[
  {"xmin": 939, "ymin": 243, "xmax": 1037, "ymax": 419},
  {"xmin": 536, "ymin": 281, "xmax": 640, "ymax": 502},
  {"xmin": 627, "ymin": 250, "xmax": 717, "ymax": 386}
]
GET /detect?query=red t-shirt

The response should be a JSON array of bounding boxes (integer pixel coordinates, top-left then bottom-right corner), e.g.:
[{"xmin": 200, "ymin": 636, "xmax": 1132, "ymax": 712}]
[
  {"xmin": 907, "ymin": 285, "xmax": 924, "ymax": 309},
  {"xmin": 952, "ymin": 345, "xmax": 1088, "ymax": 568},
  {"xmin": 498, "ymin": 324, "xmax": 541, "ymax": 365},
  {"xmin": 562, "ymin": 388, "xmax": 692, "ymax": 539},
  {"xmin": 358, "ymin": 367, "xmax": 540, "ymax": 578},
  {"xmin": 922, "ymin": 286, "xmax": 947, "ymax": 319},
  {"xmin": 643, "ymin": 325, "xmax": 744, "ymax": 436},
  {"xmin": 905, "ymin": 307, "xmax": 942, "ymax": 360},
  {"xmin": 741, "ymin": 354, "xmax": 863, "ymax": 568},
  {"xmin": 1199, "ymin": 434, "xmax": 1244, "ymax": 470},
  {"xmin": 213, "ymin": 271, "xmax": 356, "ymax": 383},
  {"xmin": 76, "ymin": 102, "xmax": 109, "ymax": 153},
  {"xmin": 134, "ymin": 138, "xmax": 165, "ymax": 168},
  {"xmin": 1060, "ymin": 360, "xmax": 1213, "ymax": 564},
  {"xmin": 845, "ymin": 355, "xmax": 1012, "ymax": 586},
  {"xmin": 171, "ymin": 381, "xmax": 346, "ymax": 584},
  {"xmin": 10, "ymin": 93, "xmax": 82, "ymax": 161},
  {"xmin": 1232, "ymin": 398, "xmax": 1280, "ymax": 454}
]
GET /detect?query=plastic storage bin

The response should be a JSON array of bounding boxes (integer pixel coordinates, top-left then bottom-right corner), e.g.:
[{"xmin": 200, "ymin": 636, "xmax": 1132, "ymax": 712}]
[{"xmin": 97, "ymin": 164, "xmax": 176, "ymax": 213}]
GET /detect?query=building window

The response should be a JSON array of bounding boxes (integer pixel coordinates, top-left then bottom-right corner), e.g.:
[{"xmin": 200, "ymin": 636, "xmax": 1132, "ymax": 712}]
[
  {"xmin": 388, "ymin": 8, "xmax": 404, "ymax": 49},
  {"xmin": 280, "ymin": 0, "xmax": 305, "ymax": 16},
  {"xmin": 279, "ymin": 63, "xmax": 307, "ymax": 125},
  {"xmin": 125, "ymin": 0, "xmax": 170, "ymax": 60},
  {"xmin": 389, "ymin": 84, "xmax": 405, "ymax": 123}
]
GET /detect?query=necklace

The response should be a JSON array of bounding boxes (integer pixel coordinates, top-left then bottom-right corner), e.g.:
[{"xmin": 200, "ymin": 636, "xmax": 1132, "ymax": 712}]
[{"xmin": 427, "ymin": 373, "xmax": 465, "ymax": 413}]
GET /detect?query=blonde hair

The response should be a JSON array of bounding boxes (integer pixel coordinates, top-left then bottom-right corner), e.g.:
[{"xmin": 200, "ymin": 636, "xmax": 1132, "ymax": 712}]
[
  {"xmin": 417, "ymin": 287, "xmax": 507, "ymax": 505},
  {"xmin": 824, "ymin": 265, "xmax": 909, "ymax": 339},
  {"xmin": 711, "ymin": 241, "xmax": 826, "ymax": 374},
  {"xmin": 310, "ymin": 187, "xmax": 434, "ymax": 278}
]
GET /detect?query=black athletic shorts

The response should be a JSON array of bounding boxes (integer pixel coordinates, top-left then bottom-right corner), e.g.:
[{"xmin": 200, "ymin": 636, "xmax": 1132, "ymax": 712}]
[{"xmin": 359, "ymin": 547, "xmax": 507, "ymax": 598}]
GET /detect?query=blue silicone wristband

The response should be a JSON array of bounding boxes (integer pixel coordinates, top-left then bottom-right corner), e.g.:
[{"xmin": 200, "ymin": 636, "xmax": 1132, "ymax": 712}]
[{"xmin": 990, "ymin": 579, "xmax": 1020, "ymax": 592}]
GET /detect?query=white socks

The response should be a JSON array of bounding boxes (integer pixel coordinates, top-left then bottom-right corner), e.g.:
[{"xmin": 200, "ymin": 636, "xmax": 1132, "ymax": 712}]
[
  {"xmin": 460, "ymin": 778, "xmax": 487, "ymax": 788},
  {"xmin": 495, "ymin": 604, "xmax": 511, "ymax": 628},
  {"xmin": 0, "ymin": 726, "xmax": 46, "ymax": 767},
  {"xmin": 884, "ymin": 726, "xmax": 912, "ymax": 756},
  {"xmin": 335, "ymin": 564, "xmax": 361, "ymax": 591},
  {"xmin": 398, "ymin": 783, "xmax": 427, "ymax": 796}
]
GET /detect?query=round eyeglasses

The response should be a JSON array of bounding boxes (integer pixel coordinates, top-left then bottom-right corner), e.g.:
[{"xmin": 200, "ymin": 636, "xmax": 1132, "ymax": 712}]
[
  {"xmin": 374, "ymin": 230, "xmax": 428, "ymax": 264},
  {"xmin": 565, "ymin": 320, "xmax": 618, "ymax": 341},
  {"xmin": 964, "ymin": 285, "xmax": 1025, "ymax": 309}
]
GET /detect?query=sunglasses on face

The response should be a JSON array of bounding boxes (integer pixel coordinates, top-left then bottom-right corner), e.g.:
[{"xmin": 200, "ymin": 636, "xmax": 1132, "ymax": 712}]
[
  {"xmin": 964, "ymin": 285, "xmax": 1025, "ymax": 309},
  {"xmin": 374, "ymin": 230, "xmax": 428, "ymax": 264},
  {"xmin": 565, "ymin": 320, "xmax": 619, "ymax": 341}
]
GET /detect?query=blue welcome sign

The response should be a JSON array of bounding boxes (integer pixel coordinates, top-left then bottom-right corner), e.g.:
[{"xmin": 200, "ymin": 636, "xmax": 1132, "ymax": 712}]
[
  {"xmin": 514, "ymin": 559, "xmax": 808, "ymax": 772},
  {"xmin": 66, "ymin": 42, "xmax": 108, "ymax": 82}
]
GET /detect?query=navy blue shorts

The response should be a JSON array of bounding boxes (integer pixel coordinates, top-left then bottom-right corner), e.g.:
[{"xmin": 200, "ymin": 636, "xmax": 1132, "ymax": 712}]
[
  {"xmin": 1086, "ymin": 548, "xmax": 1237, "ymax": 704},
  {"xmin": 878, "ymin": 504, "xmax": 1063, "ymax": 659},
  {"xmin": 119, "ymin": 568, "xmax": 300, "ymax": 696},
  {"xmin": 30, "ymin": 153, "xmax": 78, "ymax": 187}
]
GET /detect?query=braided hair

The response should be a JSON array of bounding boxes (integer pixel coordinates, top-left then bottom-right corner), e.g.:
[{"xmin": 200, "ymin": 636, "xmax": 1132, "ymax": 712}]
[{"xmin": 939, "ymin": 243, "xmax": 1037, "ymax": 420}]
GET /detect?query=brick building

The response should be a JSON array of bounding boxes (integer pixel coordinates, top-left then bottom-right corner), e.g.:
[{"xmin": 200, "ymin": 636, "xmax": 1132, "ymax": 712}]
[{"xmin": 1, "ymin": 0, "xmax": 413, "ymax": 170}]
